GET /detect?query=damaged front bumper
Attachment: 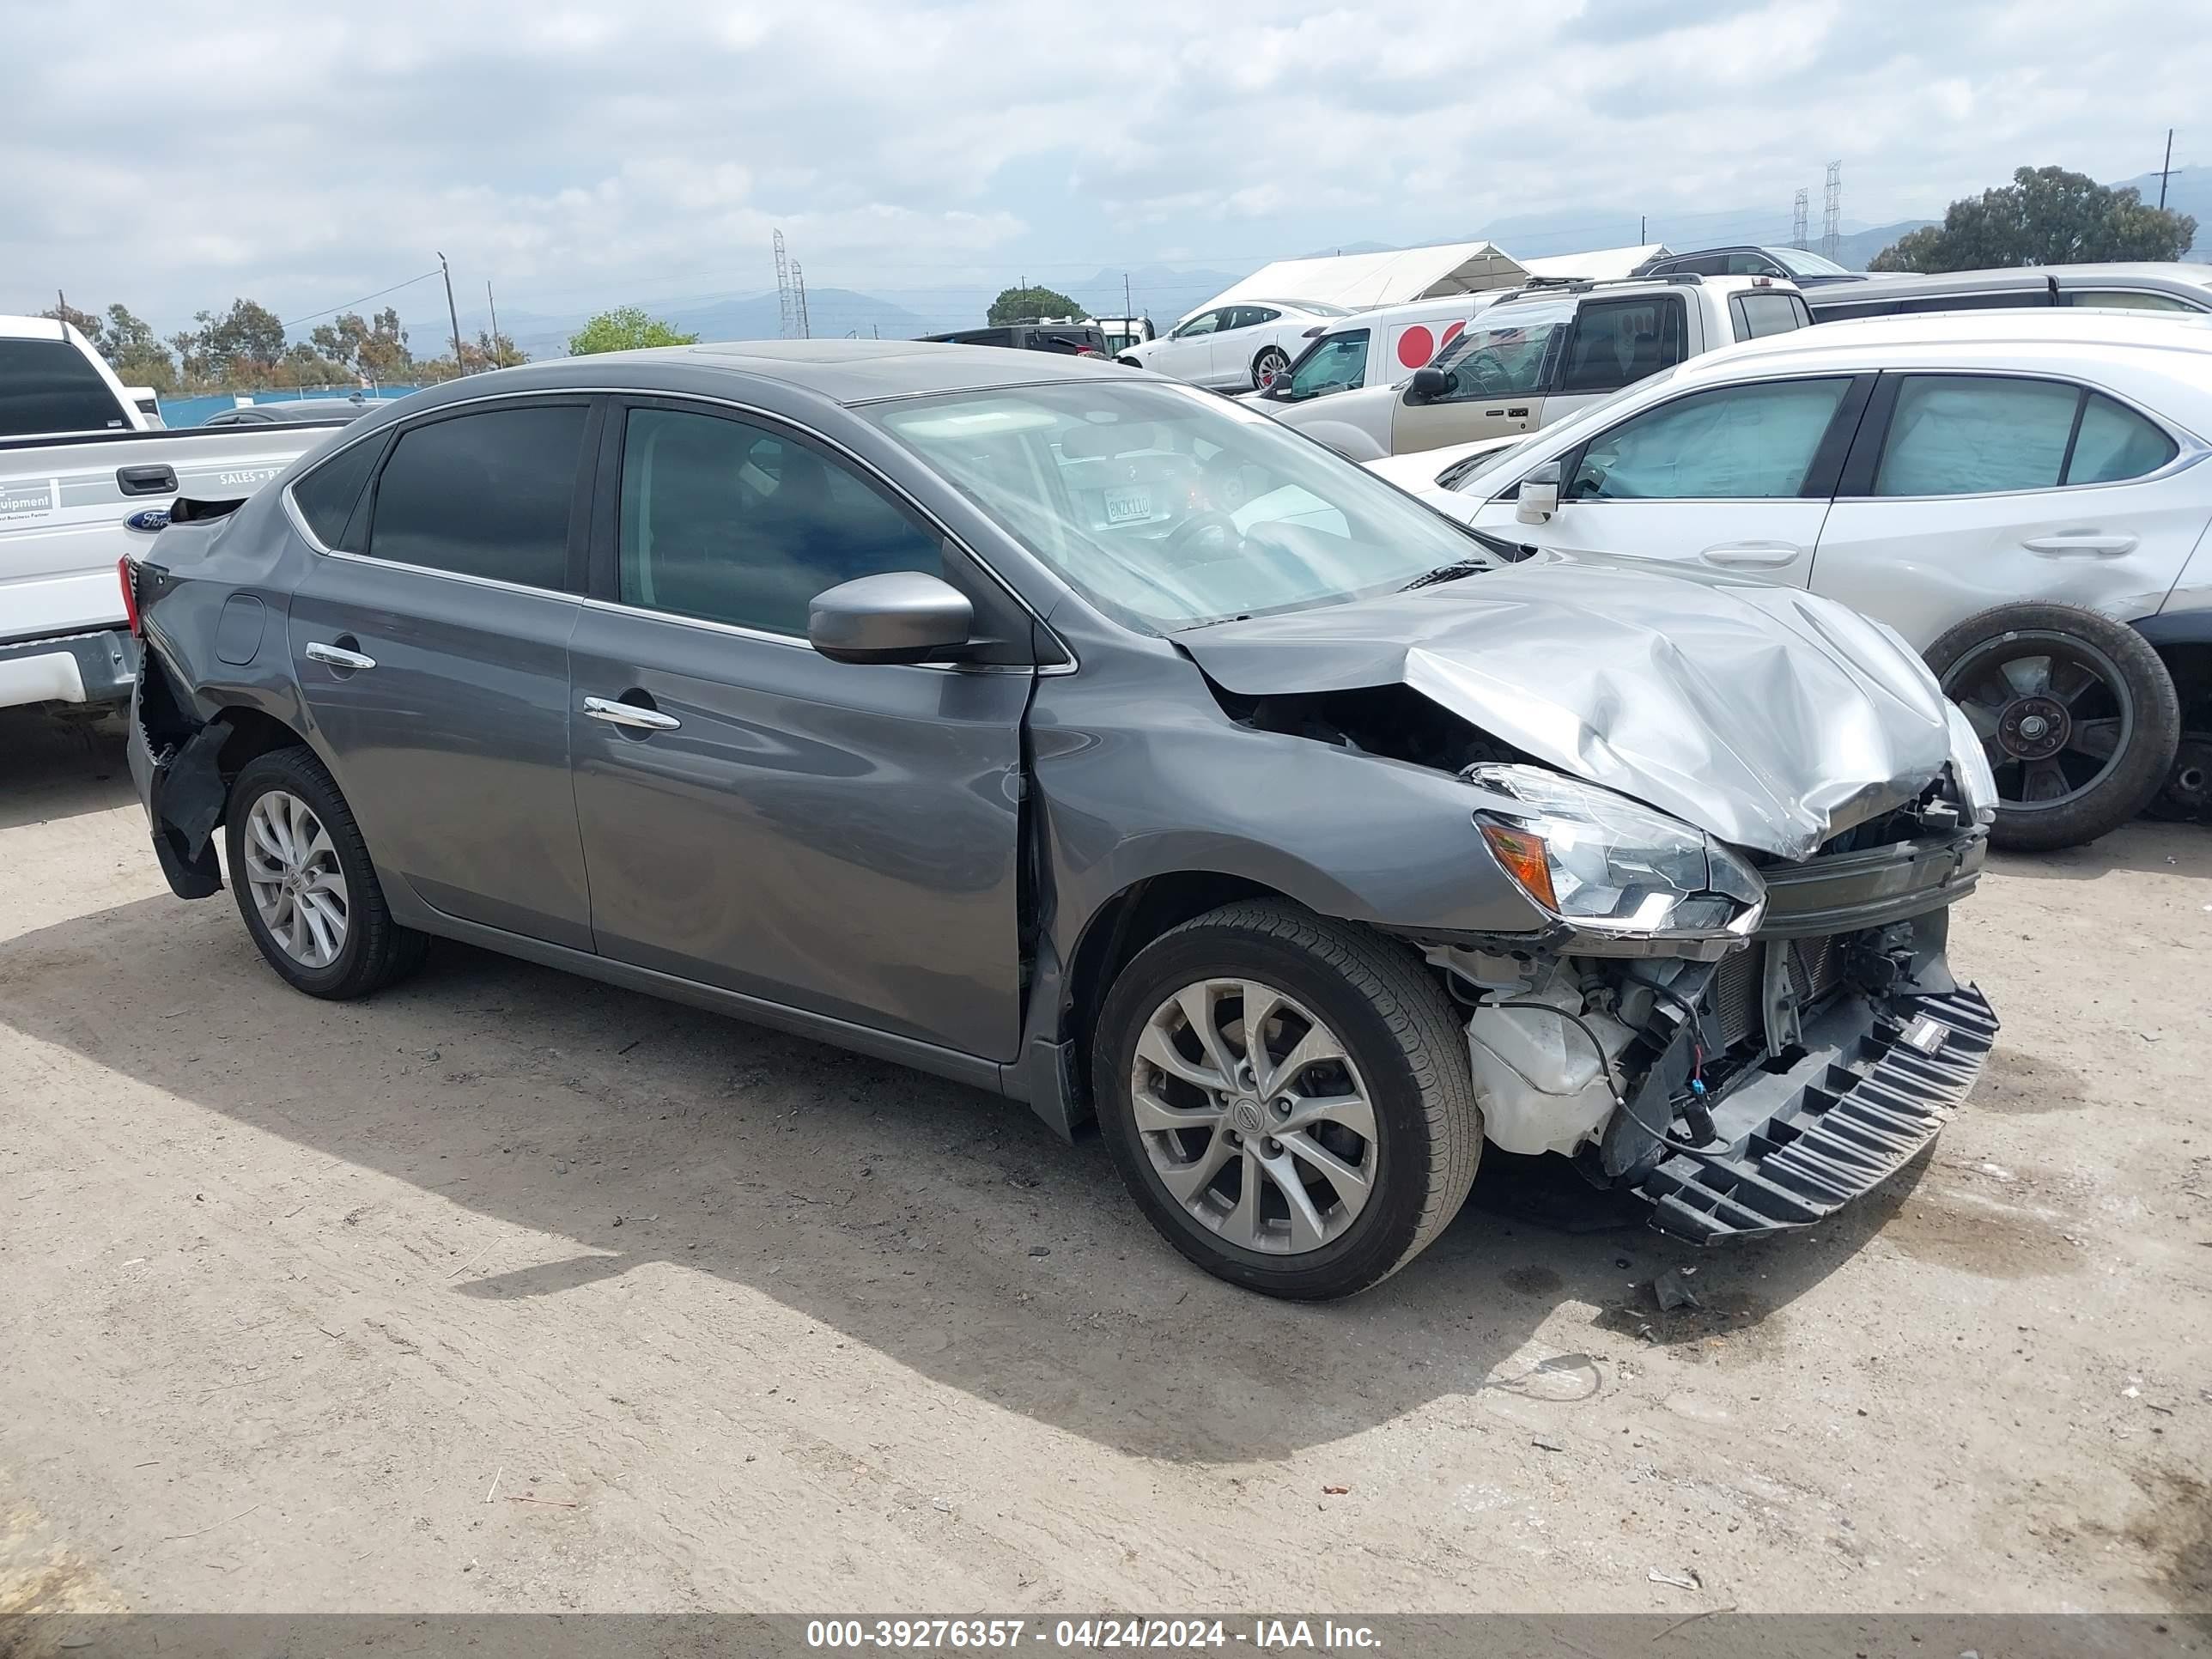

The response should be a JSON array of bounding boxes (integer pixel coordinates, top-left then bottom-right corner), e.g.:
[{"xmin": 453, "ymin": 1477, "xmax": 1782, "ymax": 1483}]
[
  {"xmin": 1633, "ymin": 978, "xmax": 1996, "ymax": 1243},
  {"xmin": 1429, "ymin": 823, "xmax": 1999, "ymax": 1243}
]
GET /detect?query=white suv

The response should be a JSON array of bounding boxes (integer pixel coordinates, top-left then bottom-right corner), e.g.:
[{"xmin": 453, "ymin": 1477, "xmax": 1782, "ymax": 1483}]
[
  {"xmin": 1271, "ymin": 275, "xmax": 1810, "ymax": 459},
  {"xmin": 1388, "ymin": 309, "xmax": 2212, "ymax": 848}
]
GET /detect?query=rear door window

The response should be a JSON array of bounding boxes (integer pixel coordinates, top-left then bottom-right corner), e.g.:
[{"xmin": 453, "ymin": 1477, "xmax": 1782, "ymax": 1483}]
[
  {"xmin": 0, "ymin": 337, "xmax": 131, "ymax": 437},
  {"xmin": 1869, "ymin": 376, "xmax": 2174, "ymax": 495},
  {"xmin": 1554, "ymin": 297, "xmax": 1687, "ymax": 395},
  {"xmin": 366, "ymin": 404, "xmax": 588, "ymax": 587}
]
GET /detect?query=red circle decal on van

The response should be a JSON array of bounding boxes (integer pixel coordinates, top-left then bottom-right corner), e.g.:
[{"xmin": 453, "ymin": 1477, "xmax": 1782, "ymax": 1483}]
[
  {"xmin": 1440, "ymin": 319, "xmax": 1466, "ymax": 351},
  {"xmin": 1396, "ymin": 325, "xmax": 1435, "ymax": 368}
]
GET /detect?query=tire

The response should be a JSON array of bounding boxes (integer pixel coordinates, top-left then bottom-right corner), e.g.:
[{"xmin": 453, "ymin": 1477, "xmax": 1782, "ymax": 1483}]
[
  {"xmin": 1926, "ymin": 602, "xmax": 2180, "ymax": 853},
  {"xmin": 1251, "ymin": 346, "xmax": 1291, "ymax": 391},
  {"xmin": 225, "ymin": 746, "xmax": 428, "ymax": 999},
  {"xmin": 1092, "ymin": 900, "xmax": 1480, "ymax": 1299}
]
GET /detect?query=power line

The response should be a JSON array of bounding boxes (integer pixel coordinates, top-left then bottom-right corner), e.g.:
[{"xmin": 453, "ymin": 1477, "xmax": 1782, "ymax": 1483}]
[{"xmin": 277, "ymin": 268, "xmax": 444, "ymax": 334}]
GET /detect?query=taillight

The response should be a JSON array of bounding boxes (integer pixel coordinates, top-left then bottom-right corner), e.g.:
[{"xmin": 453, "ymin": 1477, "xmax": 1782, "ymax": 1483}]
[{"xmin": 118, "ymin": 555, "xmax": 142, "ymax": 635}]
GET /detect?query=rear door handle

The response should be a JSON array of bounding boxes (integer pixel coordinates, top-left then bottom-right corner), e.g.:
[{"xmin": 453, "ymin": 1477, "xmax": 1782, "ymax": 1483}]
[
  {"xmin": 303, "ymin": 641, "xmax": 376, "ymax": 671},
  {"xmin": 1699, "ymin": 542, "xmax": 1803, "ymax": 568},
  {"xmin": 2022, "ymin": 533, "xmax": 2136, "ymax": 557},
  {"xmin": 582, "ymin": 695, "xmax": 681, "ymax": 732},
  {"xmin": 117, "ymin": 464, "xmax": 178, "ymax": 496}
]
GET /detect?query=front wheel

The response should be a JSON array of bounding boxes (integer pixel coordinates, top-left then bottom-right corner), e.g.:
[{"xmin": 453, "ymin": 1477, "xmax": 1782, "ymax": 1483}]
[
  {"xmin": 1927, "ymin": 602, "xmax": 2180, "ymax": 852},
  {"xmin": 1251, "ymin": 346, "xmax": 1291, "ymax": 391},
  {"xmin": 1092, "ymin": 901, "xmax": 1480, "ymax": 1299}
]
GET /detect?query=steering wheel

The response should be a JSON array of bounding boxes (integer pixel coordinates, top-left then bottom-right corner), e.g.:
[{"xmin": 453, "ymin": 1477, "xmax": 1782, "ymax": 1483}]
[
  {"xmin": 1461, "ymin": 349, "xmax": 1513, "ymax": 395},
  {"xmin": 1162, "ymin": 510, "xmax": 1242, "ymax": 562}
]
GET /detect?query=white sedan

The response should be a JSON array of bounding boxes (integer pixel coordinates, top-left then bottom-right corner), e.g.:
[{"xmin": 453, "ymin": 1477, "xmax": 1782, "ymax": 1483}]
[
  {"xmin": 1374, "ymin": 308, "xmax": 2212, "ymax": 850},
  {"xmin": 1120, "ymin": 299, "xmax": 1351, "ymax": 392}
]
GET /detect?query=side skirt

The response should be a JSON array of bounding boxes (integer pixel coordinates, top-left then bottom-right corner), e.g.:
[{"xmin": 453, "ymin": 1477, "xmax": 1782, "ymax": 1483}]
[{"xmin": 405, "ymin": 908, "xmax": 1016, "ymax": 1104}]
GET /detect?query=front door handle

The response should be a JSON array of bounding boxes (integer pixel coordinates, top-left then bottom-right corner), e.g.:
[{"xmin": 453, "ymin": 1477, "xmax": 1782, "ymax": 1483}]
[
  {"xmin": 1699, "ymin": 542, "xmax": 1803, "ymax": 568},
  {"xmin": 2022, "ymin": 533, "xmax": 2136, "ymax": 557},
  {"xmin": 582, "ymin": 695, "xmax": 681, "ymax": 732},
  {"xmin": 303, "ymin": 641, "xmax": 376, "ymax": 671}
]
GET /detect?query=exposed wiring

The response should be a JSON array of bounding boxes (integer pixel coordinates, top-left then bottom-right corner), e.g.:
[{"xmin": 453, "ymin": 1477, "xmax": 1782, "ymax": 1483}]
[{"xmin": 1493, "ymin": 999, "xmax": 1721, "ymax": 1157}]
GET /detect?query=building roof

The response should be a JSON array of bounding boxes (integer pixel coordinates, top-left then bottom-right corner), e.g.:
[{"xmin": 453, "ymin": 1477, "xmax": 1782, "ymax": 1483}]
[{"xmin": 1188, "ymin": 241, "xmax": 1526, "ymax": 318}]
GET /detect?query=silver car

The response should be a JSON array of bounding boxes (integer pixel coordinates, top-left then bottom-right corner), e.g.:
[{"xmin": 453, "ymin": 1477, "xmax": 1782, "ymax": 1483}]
[{"xmin": 126, "ymin": 343, "xmax": 2000, "ymax": 1297}]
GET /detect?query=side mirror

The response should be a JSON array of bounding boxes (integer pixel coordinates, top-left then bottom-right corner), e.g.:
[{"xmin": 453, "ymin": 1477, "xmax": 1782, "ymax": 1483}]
[
  {"xmin": 1407, "ymin": 366, "xmax": 1451, "ymax": 404},
  {"xmin": 808, "ymin": 572, "xmax": 975, "ymax": 665},
  {"xmin": 1515, "ymin": 460, "xmax": 1561, "ymax": 525}
]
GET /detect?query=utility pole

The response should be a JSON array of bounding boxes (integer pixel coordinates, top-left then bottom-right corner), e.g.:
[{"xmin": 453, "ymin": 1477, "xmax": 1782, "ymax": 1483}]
[
  {"xmin": 1821, "ymin": 161, "xmax": 1842, "ymax": 261},
  {"xmin": 2159, "ymin": 128, "xmax": 2176, "ymax": 209},
  {"xmin": 437, "ymin": 252, "xmax": 465, "ymax": 375},
  {"xmin": 1791, "ymin": 188, "xmax": 1810, "ymax": 251},
  {"xmin": 1124, "ymin": 271, "xmax": 1133, "ymax": 321},
  {"xmin": 485, "ymin": 280, "xmax": 502, "ymax": 363},
  {"xmin": 1639, "ymin": 215, "xmax": 1646, "ymax": 244}
]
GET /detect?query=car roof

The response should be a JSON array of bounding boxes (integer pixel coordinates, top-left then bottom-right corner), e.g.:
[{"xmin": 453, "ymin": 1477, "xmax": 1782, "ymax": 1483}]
[
  {"xmin": 354, "ymin": 337, "xmax": 1133, "ymax": 416},
  {"xmin": 1699, "ymin": 305, "xmax": 2212, "ymax": 368},
  {"xmin": 1849, "ymin": 262, "xmax": 2212, "ymax": 295}
]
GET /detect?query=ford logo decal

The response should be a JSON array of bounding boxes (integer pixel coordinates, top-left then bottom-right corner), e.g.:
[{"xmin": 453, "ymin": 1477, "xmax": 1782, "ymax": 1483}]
[{"xmin": 125, "ymin": 508, "xmax": 172, "ymax": 533}]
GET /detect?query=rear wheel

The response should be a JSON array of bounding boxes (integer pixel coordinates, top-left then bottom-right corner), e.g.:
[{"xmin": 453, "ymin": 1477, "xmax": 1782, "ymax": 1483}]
[
  {"xmin": 1927, "ymin": 602, "xmax": 2180, "ymax": 851},
  {"xmin": 226, "ymin": 747, "xmax": 428, "ymax": 999},
  {"xmin": 1252, "ymin": 346, "xmax": 1291, "ymax": 391},
  {"xmin": 1093, "ymin": 901, "xmax": 1480, "ymax": 1299}
]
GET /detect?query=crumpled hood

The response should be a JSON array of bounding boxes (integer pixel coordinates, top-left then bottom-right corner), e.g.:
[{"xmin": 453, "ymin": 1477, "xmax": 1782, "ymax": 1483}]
[{"xmin": 1178, "ymin": 563, "xmax": 1955, "ymax": 860}]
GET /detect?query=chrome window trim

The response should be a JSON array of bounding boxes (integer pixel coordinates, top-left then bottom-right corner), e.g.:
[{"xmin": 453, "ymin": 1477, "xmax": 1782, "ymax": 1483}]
[
  {"xmin": 281, "ymin": 382, "xmax": 1076, "ymax": 673},
  {"xmin": 1837, "ymin": 368, "xmax": 2206, "ymax": 502}
]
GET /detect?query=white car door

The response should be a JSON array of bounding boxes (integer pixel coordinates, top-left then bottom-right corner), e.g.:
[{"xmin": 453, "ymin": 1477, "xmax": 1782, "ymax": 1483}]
[
  {"xmin": 1462, "ymin": 373, "xmax": 1869, "ymax": 583},
  {"xmin": 1812, "ymin": 373, "xmax": 2211, "ymax": 650},
  {"xmin": 1206, "ymin": 307, "xmax": 1267, "ymax": 387},
  {"xmin": 1147, "ymin": 309, "xmax": 1224, "ymax": 382}
]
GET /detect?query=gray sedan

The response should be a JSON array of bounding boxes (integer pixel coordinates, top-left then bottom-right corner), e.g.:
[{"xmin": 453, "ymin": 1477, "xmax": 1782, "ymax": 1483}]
[{"xmin": 126, "ymin": 343, "xmax": 2001, "ymax": 1297}]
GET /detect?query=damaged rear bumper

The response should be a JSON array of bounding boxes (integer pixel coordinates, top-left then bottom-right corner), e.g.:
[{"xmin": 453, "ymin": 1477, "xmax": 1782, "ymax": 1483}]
[
  {"xmin": 1633, "ymin": 981, "xmax": 1998, "ymax": 1243},
  {"xmin": 126, "ymin": 665, "xmax": 231, "ymax": 901}
]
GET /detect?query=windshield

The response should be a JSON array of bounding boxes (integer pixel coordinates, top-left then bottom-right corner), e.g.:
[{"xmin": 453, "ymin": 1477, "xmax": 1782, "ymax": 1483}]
[
  {"xmin": 867, "ymin": 380, "xmax": 1485, "ymax": 632},
  {"xmin": 1438, "ymin": 369, "xmax": 1678, "ymax": 495},
  {"xmin": 1768, "ymin": 246, "xmax": 1849, "ymax": 277},
  {"xmin": 1276, "ymin": 329, "xmax": 1370, "ymax": 401}
]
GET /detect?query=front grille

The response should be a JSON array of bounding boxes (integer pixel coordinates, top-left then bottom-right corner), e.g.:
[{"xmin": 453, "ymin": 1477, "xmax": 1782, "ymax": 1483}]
[{"xmin": 1709, "ymin": 936, "xmax": 1850, "ymax": 1052}]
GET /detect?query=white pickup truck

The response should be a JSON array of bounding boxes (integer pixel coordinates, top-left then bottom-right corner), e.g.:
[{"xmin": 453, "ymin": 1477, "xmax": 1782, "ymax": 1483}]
[
  {"xmin": 1, "ymin": 316, "xmax": 339, "ymax": 713},
  {"xmin": 1266, "ymin": 274, "xmax": 1811, "ymax": 460}
]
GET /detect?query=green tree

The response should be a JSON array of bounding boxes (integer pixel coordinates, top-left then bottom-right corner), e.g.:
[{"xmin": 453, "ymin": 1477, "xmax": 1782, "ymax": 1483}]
[
  {"xmin": 39, "ymin": 301, "xmax": 106, "ymax": 349},
  {"xmin": 1871, "ymin": 166, "xmax": 2198, "ymax": 271},
  {"xmin": 987, "ymin": 284, "xmax": 1085, "ymax": 325},
  {"xmin": 102, "ymin": 305, "xmax": 178, "ymax": 392},
  {"xmin": 568, "ymin": 307, "xmax": 698, "ymax": 356}
]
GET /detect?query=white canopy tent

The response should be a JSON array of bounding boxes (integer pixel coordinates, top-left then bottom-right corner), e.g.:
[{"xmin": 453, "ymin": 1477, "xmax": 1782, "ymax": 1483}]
[
  {"xmin": 1517, "ymin": 243, "xmax": 1670, "ymax": 282},
  {"xmin": 1188, "ymin": 240, "xmax": 1525, "ymax": 319}
]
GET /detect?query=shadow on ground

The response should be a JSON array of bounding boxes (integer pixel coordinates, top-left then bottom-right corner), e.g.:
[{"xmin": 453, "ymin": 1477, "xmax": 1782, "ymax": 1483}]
[
  {"xmin": 1, "ymin": 883, "xmax": 1941, "ymax": 1463},
  {"xmin": 0, "ymin": 706, "xmax": 134, "ymax": 832}
]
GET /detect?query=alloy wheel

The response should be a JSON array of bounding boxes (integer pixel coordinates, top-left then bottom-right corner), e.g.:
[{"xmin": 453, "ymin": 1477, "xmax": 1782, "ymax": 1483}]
[
  {"xmin": 241, "ymin": 788, "xmax": 350, "ymax": 968},
  {"xmin": 1255, "ymin": 348, "xmax": 1291, "ymax": 389},
  {"xmin": 1942, "ymin": 632, "xmax": 2133, "ymax": 814},
  {"xmin": 1129, "ymin": 978, "xmax": 1377, "ymax": 1255}
]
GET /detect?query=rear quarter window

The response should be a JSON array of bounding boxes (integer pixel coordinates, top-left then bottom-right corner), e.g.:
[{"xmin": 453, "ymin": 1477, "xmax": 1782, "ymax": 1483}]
[
  {"xmin": 290, "ymin": 437, "xmax": 384, "ymax": 550},
  {"xmin": 0, "ymin": 337, "xmax": 131, "ymax": 437}
]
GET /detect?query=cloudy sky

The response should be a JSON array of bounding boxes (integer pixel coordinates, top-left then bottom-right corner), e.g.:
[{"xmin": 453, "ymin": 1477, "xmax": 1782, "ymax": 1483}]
[{"xmin": 4, "ymin": 0, "xmax": 2203, "ymax": 339}]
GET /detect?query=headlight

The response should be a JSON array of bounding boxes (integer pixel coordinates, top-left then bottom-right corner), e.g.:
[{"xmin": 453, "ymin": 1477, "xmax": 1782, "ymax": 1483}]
[
  {"xmin": 1943, "ymin": 700, "xmax": 2000, "ymax": 827},
  {"xmin": 1466, "ymin": 764, "xmax": 1766, "ymax": 937}
]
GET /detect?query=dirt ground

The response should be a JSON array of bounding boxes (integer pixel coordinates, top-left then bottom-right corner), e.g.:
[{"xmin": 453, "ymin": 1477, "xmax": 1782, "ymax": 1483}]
[{"xmin": 1, "ymin": 703, "xmax": 2206, "ymax": 1619}]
